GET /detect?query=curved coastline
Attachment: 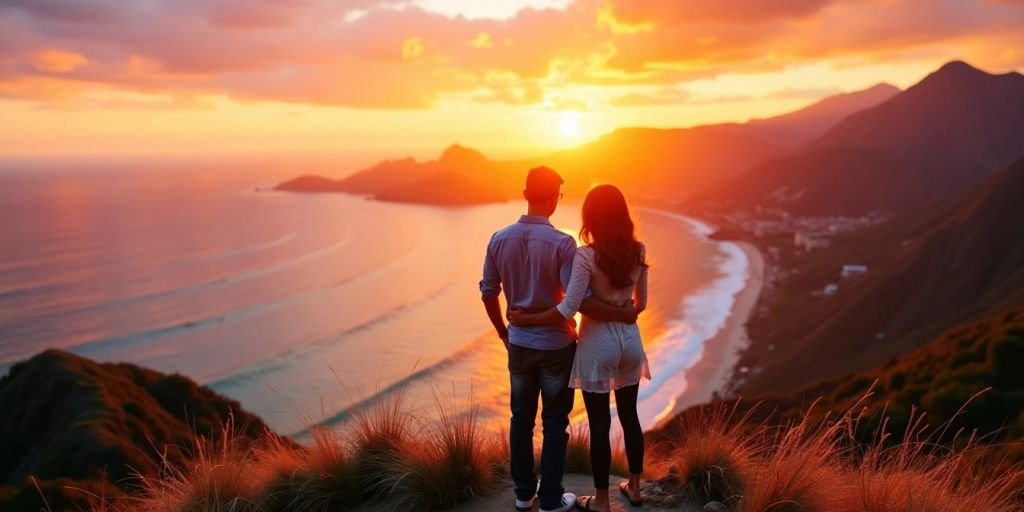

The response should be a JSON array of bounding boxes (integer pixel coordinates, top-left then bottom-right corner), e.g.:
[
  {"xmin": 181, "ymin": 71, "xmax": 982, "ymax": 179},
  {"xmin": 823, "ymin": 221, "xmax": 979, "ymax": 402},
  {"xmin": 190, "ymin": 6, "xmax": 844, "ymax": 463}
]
[
  {"xmin": 624, "ymin": 208, "xmax": 765, "ymax": 429},
  {"xmin": 0, "ymin": 196, "xmax": 764, "ymax": 437},
  {"xmin": 655, "ymin": 215, "xmax": 764, "ymax": 428}
]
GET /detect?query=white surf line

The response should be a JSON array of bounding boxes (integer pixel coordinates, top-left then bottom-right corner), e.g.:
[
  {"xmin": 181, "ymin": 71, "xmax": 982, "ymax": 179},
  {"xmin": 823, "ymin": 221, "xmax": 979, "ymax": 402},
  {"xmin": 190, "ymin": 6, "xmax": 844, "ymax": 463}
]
[{"xmin": 630, "ymin": 207, "xmax": 751, "ymax": 428}]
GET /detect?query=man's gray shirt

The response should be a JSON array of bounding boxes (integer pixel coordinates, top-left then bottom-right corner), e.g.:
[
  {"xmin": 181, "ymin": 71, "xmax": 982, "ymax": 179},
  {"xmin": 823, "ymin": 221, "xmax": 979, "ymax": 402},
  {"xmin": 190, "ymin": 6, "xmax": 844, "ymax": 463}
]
[{"xmin": 480, "ymin": 215, "xmax": 577, "ymax": 350}]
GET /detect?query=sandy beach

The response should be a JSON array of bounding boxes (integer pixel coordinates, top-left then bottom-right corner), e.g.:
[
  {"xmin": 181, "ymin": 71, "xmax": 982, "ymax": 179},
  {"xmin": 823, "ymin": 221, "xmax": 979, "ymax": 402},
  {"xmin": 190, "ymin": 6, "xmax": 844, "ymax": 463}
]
[{"xmin": 655, "ymin": 239, "xmax": 765, "ymax": 425}]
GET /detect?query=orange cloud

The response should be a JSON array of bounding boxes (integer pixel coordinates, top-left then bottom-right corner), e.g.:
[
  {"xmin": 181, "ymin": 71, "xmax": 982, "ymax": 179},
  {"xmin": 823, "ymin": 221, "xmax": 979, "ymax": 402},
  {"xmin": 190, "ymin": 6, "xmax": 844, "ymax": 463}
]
[
  {"xmin": 609, "ymin": 87, "xmax": 690, "ymax": 106},
  {"xmin": 470, "ymin": 32, "xmax": 494, "ymax": 49},
  {"xmin": 28, "ymin": 49, "xmax": 88, "ymax": 72},
  {"xmin": 608, "ymin": 0, "xmax": 839, "ymax": 25},
  {"xmin": 0, "ymin": 0, "xmax": 1021, "ymax": 111}
]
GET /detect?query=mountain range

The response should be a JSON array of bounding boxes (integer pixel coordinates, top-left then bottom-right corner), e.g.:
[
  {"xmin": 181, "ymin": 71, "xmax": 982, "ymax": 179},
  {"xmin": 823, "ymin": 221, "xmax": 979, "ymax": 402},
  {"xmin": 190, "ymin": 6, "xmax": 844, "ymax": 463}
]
[
  {"xmin": 698, "ymin": 61, "xmax": 1024, "ymax": 215},
  {"xmin": 740, "ymin": 154, "xmax": 1024, "ymax": 393},
  {"xmin": 276, "ymin": 73, "xmax": 904, "ymax": 205},
  {"xmin": 278, "ymin": 61, "xmax": 1023, "ymax": 218},
  {"xmin": 745, "ymin": 82, "xmax": 900, "ymax": 146},
  {"xmin": 276, "ymin": 144, "xmax": 516, "ymax": 205}
]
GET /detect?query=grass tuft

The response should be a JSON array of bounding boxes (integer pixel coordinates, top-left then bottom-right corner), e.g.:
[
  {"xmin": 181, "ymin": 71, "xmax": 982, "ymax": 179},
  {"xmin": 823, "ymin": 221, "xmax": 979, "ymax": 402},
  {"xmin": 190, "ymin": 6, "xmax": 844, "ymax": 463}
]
[
  {"xmin": 378, "ymin": 389, "xmax": 505, "ymax": 510},
  {"xmin": 739, "ymin": 405, "xmax": 846, "ymax": 512},
  {"xmin": 655, "ymin": 403, "xmax": 757, "ymax": 508},
  {"xmin": 345, "ymin": 390, "xmax": 414, "ymax": 500},
  {"xmin": 259, "ymin": 427, "xmax": 359, "ymax": 512},
  {"xmin": 81, "ymin": 387, "xmax": 1024, "ymax": 512},
  {"xmin": 133, "ymin": 421, "xmax": 274, "ymax": 512},
  {"xmin": 564, "ymin": 422, "xmax": 632, "ymax": 479}
]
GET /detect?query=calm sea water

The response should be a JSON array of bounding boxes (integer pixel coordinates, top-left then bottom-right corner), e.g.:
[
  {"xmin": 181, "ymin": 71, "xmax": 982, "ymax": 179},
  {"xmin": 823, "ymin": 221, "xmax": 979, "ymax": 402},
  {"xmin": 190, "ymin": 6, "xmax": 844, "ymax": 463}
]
[{"xmin": 0, "ymin": 162, "xmax": 747, "ymax": 436}]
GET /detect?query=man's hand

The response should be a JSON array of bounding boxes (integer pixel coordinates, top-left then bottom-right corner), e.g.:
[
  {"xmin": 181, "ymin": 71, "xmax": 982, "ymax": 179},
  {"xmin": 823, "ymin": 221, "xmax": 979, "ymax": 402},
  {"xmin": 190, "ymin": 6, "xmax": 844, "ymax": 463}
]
[
  {"xmin": 483, "ymin": 294, "xmax": 511, "ymax": 350},
  {"xmin": 507, "ymin": 307, "xmax": 527, "ymax": 327},
  {"xmin": 616, "ymin": 301, "xmax": 639, "ymax": 324},
  {"xmin": 495, "ymin": 320, "xmax": 510, "ymax": 350},
  {"xmin": 580, "ymin": 297, "xmax": 639, "ymax": 324}
]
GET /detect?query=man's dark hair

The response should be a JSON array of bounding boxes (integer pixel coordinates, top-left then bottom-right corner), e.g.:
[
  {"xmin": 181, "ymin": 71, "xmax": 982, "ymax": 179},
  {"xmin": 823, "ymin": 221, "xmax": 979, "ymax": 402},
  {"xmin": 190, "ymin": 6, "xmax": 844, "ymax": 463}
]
[{"xmin": 524, "ymin": 166, "xmax": 564, "ymax": 203}]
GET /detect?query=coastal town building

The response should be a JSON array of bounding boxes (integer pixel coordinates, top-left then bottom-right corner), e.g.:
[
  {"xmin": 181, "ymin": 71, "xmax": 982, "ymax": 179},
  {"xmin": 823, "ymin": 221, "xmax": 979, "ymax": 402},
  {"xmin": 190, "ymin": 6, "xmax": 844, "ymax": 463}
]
[
  {"xmin": 794, "ymin": 231, "xmax": 831, "ymax": 250},
  {"xmin": 721, "ymin": 210, "xmax": 892, "ymax": 240},
  {"xmin": 842, "ymin": 264, "xmax": 868, "ymax": 278}
]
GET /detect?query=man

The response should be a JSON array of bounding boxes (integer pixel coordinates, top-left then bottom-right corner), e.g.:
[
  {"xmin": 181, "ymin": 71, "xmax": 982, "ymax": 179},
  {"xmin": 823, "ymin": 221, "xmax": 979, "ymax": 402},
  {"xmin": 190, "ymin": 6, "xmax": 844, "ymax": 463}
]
[{"xmin": 480, "ymin": 166, "xmax": 638, "ymax": 512}]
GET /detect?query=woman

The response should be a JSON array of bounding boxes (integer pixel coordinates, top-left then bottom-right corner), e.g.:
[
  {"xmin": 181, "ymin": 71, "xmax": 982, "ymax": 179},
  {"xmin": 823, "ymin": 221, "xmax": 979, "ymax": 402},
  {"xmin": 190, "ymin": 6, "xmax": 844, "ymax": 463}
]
[{"xmin": 509, "ymin": 184, "xmax": 649, "ymax": 512}]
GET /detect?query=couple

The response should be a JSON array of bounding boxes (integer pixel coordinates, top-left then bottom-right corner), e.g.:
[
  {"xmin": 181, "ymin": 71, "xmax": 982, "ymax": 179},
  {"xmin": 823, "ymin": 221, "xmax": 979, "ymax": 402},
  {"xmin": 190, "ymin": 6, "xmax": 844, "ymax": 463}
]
[{"xmin": 480, "ymin": 166, "xmax": 651, "ymax": 512}]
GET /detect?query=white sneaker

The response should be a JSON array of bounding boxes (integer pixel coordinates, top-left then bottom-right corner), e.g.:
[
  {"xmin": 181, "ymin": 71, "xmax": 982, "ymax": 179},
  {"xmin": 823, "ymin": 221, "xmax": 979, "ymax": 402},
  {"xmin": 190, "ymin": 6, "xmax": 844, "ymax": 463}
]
[
  {"xmin": 516, "ymin": 481, "xmax": 542, "ymax": 511},
  {"xmin": 539, "ymin": 492, "xmax": 577, "ymax": 512},
  {"xmin": 515, "ymin": 495, "xmax": 536, "ymax": 511}
]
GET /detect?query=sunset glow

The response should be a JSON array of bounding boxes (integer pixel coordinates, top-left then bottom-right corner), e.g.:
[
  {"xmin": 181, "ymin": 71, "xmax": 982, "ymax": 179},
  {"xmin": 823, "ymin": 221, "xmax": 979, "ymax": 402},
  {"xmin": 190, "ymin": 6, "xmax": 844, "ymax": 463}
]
[
  {"xmin": 559, "ymin": 112, "xmax": 582, "ymax": 139},
  {"xmin": 2, "ymin": 2, "xmax": 1024, "ymax": 509},
  {"xmin": 1, "ymin": 0, "xmax": 1022, "ymax": 159}
]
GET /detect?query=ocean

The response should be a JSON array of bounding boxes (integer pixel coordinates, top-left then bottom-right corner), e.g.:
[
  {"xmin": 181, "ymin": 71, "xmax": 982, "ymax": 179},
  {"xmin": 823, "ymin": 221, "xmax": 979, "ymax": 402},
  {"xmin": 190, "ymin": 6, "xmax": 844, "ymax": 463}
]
[{"xmin": 0, "ymin": 161, "xmax": 749, "ymax": 437}]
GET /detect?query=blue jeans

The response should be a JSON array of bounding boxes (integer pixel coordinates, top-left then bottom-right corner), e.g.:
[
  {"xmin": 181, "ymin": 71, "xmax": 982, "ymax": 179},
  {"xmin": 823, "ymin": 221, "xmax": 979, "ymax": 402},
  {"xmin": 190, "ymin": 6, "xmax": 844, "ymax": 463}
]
[{"xmin": 508, "ymin": 342, "xmax": 576, "ymax": 510}]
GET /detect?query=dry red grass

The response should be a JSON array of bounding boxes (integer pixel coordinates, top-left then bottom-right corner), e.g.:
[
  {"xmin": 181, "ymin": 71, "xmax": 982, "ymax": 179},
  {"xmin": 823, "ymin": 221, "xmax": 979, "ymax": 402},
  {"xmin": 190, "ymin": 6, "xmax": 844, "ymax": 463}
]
[{"xmin": 77, "ymin": 391, "xmax": 1023, "ymax": 512}]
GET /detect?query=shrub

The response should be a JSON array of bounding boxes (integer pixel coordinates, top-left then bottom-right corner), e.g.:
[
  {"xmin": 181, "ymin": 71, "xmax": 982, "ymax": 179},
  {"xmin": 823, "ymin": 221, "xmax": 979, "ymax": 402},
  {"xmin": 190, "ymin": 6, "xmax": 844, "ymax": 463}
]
[
  {"xmin": 843, "ymin": 413, "xmax": 1024, "ymax": 512},
  {"xmin": 6, "ymin": 477, "xmax": 125, "ymax": 512},
  {"xmin": 260, "ymin": 428, "xmax": 359, "ymax": 512},
  {"xmin": 133, "ymin": 425, "xmax": 273, "ymax": 512},
  {"xmin": 84, "ymin": 390, "xmax": 507, "ymax": 512},
  {"xmin": 835, "ymin": 377, "xmax": 873, "ymax": 402},
  {"xmin": 990, "ymin": 335, "xmax": 1024, "ymax": 375},
  {"xmin": 641, "ymin": 388, "xmax": 1024, "ymax": 511},
  {"xmin": 920, "ymin": 383, "xmax": 974, "ymax": 419},
  {"xmin": 565, "ymin": 422, "xmax": 593, "ymax": 475},
  {"xmin": 562, "ymin": 422, "xmax": 631, "ymax": 479},
  {"xmin": 81, "ymin": 379, "xmax": 1024, "ymax": 512},
  {"xmin": 647, "ymin": 403, "xmax": 758, "ymax": 508},
  {"xmin": 373, "ymin": 390, "xmax": 505, "ymax": 511},
  {"xmin": 951, "ymin": 350, "xmax": 983, "ymax": 368},
  {"xmin": 888, "ymin": 371, "xmax": 907, "ymax": 391},
  {"xmin": 739, "ymin": 415, "xmax": 844, "ymax": 512}
]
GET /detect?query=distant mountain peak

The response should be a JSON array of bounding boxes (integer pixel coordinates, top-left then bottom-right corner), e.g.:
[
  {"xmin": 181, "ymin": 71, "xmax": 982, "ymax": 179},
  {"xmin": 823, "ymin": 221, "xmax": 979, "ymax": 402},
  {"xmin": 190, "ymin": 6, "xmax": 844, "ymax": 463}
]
[
  {"xmin": 442, "ymin": 142, "xmax": 470, "ymax": 153},
  {"xmin": 743, "ymin": 82, "xmax": 901, "ymax": 147},
  {"xmin": 919, "ymin": 60, "xmax": 999, "ymax": 87},
  {"xmin": 864, "ymin": 82, "xmax": 900, "ymax": 94},
  {"xmin": 439, "ymin": 144, "xmax": 488, "ymax": 165},
  {"xmin": 936, "ymin": 60, "xmax": 980, "ymax": 74},
  {"xmin": 724, "ymin": 59, "xmax": 1024, "ymax": 217}
]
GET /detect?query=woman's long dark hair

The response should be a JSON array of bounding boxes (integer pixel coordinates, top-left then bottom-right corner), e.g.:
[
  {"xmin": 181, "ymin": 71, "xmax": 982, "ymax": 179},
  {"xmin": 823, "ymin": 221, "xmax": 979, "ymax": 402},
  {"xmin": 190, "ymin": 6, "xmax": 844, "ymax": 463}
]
[{"xmin": 579, "ymin": 184, "xmax": 647, "ymax": 289}]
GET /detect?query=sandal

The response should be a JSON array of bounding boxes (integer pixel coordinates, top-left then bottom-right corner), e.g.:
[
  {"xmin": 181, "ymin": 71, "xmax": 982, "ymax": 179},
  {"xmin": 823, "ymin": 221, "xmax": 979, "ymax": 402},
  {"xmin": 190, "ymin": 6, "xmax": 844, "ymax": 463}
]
[
  {"xmin": 575, "ymin": 496, "xmax": 607, "ymax": 511},
  {"xmin": 619, "ymin": 481, "xmax": 643, "ymax": 506}
]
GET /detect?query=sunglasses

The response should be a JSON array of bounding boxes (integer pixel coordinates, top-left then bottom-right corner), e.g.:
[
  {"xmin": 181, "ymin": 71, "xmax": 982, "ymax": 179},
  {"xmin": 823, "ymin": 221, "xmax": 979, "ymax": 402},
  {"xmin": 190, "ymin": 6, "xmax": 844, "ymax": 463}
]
[{"xmin": 525, "ymin": 190, "xmax": 563, "ymax": 200}]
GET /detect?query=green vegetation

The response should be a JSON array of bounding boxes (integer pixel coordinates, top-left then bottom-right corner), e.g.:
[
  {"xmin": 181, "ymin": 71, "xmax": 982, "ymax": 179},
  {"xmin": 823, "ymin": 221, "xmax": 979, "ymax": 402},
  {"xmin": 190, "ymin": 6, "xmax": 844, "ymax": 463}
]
[
  {"xmin": 0, "ymin": 350, "xmax": 274, "ymax": 511},
  {"xmin": 788, "ymin": 310, "xmax": 1024, "ymax": 453}
]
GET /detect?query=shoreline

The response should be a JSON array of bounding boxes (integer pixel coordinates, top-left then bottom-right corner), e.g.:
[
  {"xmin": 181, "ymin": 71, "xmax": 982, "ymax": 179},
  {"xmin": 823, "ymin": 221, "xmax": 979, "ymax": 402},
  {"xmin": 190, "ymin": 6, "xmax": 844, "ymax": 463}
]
[{"xmin": 654, "ymin": 236, "xmax": 765, "ymax": 427}]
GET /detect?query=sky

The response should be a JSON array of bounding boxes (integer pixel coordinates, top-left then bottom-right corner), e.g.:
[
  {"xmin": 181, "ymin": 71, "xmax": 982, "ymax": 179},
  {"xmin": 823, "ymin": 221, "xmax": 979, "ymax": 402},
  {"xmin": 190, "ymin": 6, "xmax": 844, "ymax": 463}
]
[{"xmin": 1, "ymin": 0, "xmax": 1023, "ymax": 160}]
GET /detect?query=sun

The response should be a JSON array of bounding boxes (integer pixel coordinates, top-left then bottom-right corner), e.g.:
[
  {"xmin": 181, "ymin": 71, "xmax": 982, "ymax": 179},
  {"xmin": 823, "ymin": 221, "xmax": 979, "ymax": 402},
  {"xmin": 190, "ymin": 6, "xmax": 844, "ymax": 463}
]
[{"xmin": 558, "ymin": 112, "xmax": 581, "ymax": 138}]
